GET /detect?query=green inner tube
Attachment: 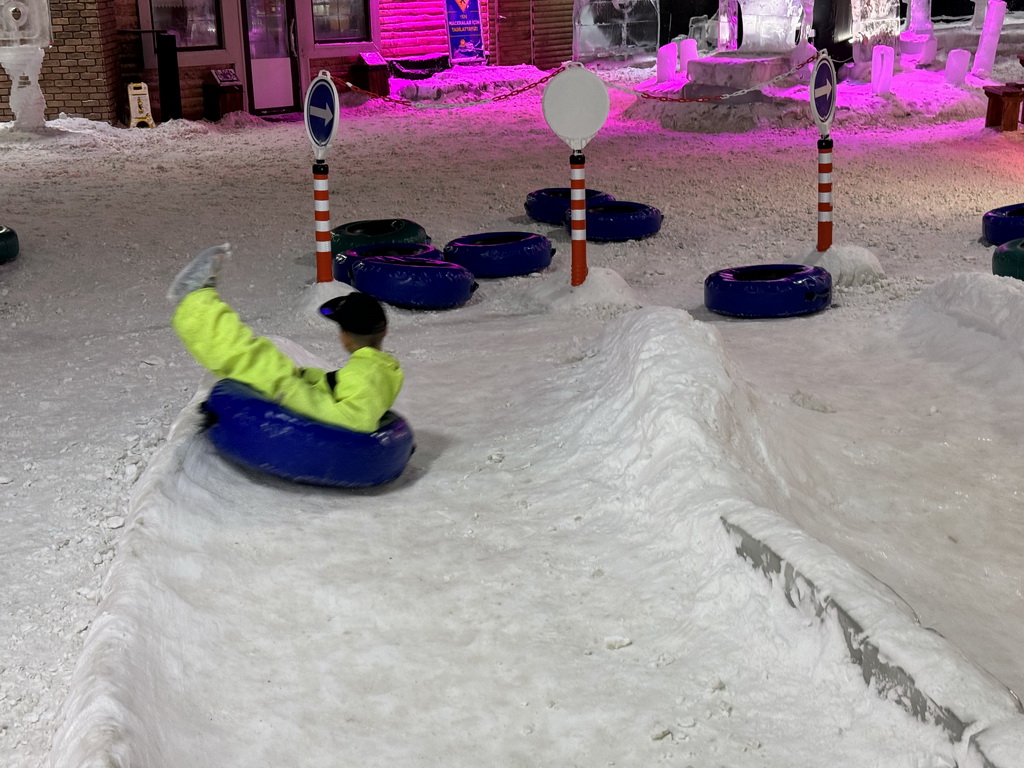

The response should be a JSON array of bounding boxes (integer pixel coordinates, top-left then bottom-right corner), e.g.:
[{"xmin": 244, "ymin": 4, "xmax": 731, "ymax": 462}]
[
  {"xmin": 993, "ymin": 237, "xmax": 1024, "ymax": 281},
  {"xmin": 0, "ymin": 226, "xmax": 19, "ymax": 265},
  {"xmin": 331, "ymin": 218, "xmax": 429, "ymax": 255}
]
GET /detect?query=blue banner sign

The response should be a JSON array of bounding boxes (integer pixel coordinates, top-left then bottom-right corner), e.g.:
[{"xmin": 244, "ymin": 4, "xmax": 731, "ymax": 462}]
[{"xmin": 446, "ymin": 0, "xmax": 485, "ymax": 63}]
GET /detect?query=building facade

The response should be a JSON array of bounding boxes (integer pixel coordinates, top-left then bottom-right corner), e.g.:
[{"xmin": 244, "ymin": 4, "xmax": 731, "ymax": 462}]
[{"xmin": 0, "ymin": 0, "xmax": 575, "ymax": 123}]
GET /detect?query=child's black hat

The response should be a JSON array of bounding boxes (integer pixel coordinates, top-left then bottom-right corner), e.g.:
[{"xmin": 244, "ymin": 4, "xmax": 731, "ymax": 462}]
[{"xmin": 319, "ymin": 292, "xmax": 387, "ymax": 335}]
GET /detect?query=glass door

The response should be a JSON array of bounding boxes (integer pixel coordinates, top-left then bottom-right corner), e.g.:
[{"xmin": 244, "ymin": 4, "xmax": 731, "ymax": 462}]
[{"xmin": 244, "ymin": 0, "xmax": 300, "ymax": 113}]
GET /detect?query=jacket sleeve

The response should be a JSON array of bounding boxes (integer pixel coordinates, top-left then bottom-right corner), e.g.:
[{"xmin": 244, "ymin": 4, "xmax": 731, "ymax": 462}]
[{"xmin": 172, "ymin": 288, "xmax": 309, "ymax": 395}]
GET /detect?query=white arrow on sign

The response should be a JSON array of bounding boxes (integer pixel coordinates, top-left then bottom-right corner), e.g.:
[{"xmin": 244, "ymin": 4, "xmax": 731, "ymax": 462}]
[
  {"xmin": 814, "ymin": 81, "xmax": 833, "ymax": 99},
  {"xmin": 309, "ymin": 104, "xmax": 333, "ymax": 125}
]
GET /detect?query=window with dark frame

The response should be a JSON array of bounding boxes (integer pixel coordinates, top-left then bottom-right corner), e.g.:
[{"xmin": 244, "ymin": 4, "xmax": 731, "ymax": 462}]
[
  {"xmin": 312, "ymin": 0, "xmax": 370, "ymax": 43},
  {"xmin": 151, "ymin": 0, "xmax": 223, "ymax": 49}
]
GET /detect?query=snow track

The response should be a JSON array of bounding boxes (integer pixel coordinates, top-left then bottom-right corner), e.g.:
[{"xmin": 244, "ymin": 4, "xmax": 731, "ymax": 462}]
[{"xmin": 52, "ymin": 296, "xmax": 958, "ymax": 768}]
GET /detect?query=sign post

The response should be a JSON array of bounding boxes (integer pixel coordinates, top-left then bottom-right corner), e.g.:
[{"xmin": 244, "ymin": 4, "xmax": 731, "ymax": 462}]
[
  {"xmin": 542, "ymin": 64, "xmax": 610, "ymax": 287},
  {"xmin": 810, "ymin": 53, "xmax": 837, "ymax": 253},
  {"xmin": 304, "ymin": 70, "xmax": 340, "ymax": 282}
]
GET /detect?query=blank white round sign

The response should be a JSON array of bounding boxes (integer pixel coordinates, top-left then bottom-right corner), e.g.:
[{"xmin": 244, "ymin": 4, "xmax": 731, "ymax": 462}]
[{"xmin": 542, "ymin": 65, "xmax": 610, "ymax": 151}]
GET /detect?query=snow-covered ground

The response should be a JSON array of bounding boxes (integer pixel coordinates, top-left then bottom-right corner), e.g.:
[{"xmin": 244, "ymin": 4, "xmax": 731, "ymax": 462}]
[{"xmin": 3, "ymin": 28, "xmax": 1024, "ymax": 768}]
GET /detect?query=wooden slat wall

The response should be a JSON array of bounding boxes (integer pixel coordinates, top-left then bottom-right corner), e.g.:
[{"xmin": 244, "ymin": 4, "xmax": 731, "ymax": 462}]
[
  {"xmin": 532, "ymin": 0, "xmax": 573, "ymax": 69},
  {"xmin": 379, "ymin": 1, "xmax": 492, "ymax": 61},
  {"xmin": 491, "ymin": 0, "xmax": 533, "ymax": 65}
]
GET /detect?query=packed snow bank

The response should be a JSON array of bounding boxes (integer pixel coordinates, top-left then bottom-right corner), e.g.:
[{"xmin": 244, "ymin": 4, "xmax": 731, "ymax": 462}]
[
  {"xmin": 803, "ymin": 244, "xmax": 886, "ymax": 287},
  {"xmin": 902, "ymin": 272, "xmax": 1024, "ymax": 425},
  {"xmin": 721, "ymin": 502, "xmax": 1023, "ymax": 739},
  {"xmin": 50, "ymin": 281, "xmax": 959, "ymax": 767}
]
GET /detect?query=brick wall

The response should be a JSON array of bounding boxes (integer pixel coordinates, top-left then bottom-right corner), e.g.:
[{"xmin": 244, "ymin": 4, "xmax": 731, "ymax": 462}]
[{"xmin": 0, "ymin": 0, "xmax": 137, "ymax": 123}]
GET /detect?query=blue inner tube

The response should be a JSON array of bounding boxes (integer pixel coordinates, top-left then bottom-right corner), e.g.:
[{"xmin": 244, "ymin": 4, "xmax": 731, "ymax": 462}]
[
  {"xmin": 201, "ymin": 379, "xmax": 415, "ymax": 488},
  {"xmin": 331, "ymin": 218, "xmax": 430, "ymax": 256},
  {"xmin": 442, "ymin": 232, "xmax": 553, "ymax": 278},
  {"xmin": 568, "ymin": 201, "xmax": 663, "ymax": 242},
  {"xmin": 0, "ymin": 226, "xmax": 19, "ymax": 265},
  {"xmin": 982, "ymin": 204, "xmax": 1024, "ymax": 246},
  {"xmin": 334, "ymin": 242, "xmax": 440, "ymax": 284},
  {"xmin": 704, "ymin": 264, "xmax": 832, "ymax": 319},
  {"xmin": 350, "ymin": 254, "xmax": 477, "ymax": 310},
  {"xmin": 524, "ymin": 188, "xmax": 615, "ymax": 225}
]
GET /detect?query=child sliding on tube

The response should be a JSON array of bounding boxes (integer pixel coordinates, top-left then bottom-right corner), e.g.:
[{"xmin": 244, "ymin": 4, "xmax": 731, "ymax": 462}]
[{"xmin": 168, "ymin": 243, "xmax": 403, "ymax": 433}]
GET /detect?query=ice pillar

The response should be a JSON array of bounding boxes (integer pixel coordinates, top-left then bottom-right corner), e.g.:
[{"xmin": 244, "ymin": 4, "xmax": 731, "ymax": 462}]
[
  {"xmin": 657, "ymin": 43, "xmax": 677, "ymax": 81},
  {"xmin": 678, "ymin": 37, "xmax": 698, "ymax": 79},
  {"xmin": 945, "ymin": 49, "xmax": 971, "ymax": 85},
  {"xmin": 908, "ymin": 0, "xmax": 934, "ymax": 34},
  {"xmin": 871, "ymin": 45, "xmax": 894, "ymax": 95},
  {"xmin": 971, "ymin": 0, "xmax": 1006, "ymax": 78}
]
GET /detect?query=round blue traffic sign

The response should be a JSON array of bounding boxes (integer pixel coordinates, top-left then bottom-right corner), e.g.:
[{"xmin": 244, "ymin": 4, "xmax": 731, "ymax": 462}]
[
  {"xmin": 304, "ymin": 71, "xmax": 339, "ymax": 159},
  {"xmin": 810, "ymin": 54, "xmax": 836, "ymax": 136}
]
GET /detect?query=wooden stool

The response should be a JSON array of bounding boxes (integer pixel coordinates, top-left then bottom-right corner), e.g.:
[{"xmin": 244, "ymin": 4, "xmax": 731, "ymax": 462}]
[{"xmin": 983, "ymin": 85, "xmax": 1024, "ymax": 131}]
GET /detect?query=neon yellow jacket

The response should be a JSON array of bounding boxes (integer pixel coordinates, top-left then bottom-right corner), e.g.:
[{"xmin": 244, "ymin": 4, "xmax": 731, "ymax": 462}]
[{"xmin": 172, "ymin": 288, "xmax": 403, "ymax": 433}]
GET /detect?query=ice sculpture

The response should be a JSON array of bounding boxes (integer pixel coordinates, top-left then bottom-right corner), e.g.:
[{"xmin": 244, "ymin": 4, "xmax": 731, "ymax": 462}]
[
  {"xmin": 686, "ymin": 15, "xmax": 716, "ymax": 53},
  {"xmin": 849, "ymin": 0, "xmax": 900, "ymax": 49},
  {"xmin": 719, "ymin": 0, "xmax": 804, "ymax": 53},
  {"xmin": 714, "ymin": 0, "xmax": 897, "ymax": 56},
  {"xmin": 1, "ymin": 0, "xmax": 52, "ymax": 131},
  {"xmin": 573, "ymin": 0, "xmax": 660, "ymax": 63},
  {"xmin": 899, "ymin": 0, "xmax": 936, "ymax": 65}
]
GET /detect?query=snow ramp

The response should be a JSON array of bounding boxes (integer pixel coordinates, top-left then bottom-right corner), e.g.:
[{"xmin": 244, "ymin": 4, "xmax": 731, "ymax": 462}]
[{"xmin": 48, "ymin": 279, "xmax": 1016, "ymax": 767}]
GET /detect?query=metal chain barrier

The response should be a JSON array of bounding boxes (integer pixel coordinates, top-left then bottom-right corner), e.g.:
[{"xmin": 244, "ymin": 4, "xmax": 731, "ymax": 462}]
[
  {"xmin": 334, "ymin": 63, "xmax": 571, "ymax": 110},
  {"xmin": 332, "ymin": 51, "xmax": 822, "ymax": 110}
]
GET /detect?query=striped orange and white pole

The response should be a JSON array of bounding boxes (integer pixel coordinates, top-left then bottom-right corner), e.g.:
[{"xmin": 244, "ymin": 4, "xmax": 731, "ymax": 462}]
[
  {"xmin": 816, "ymin": 137, "xmax": 833, "ymax": 252},
  {"xmin": 313, "ymin": 161, "xmax": 333, "ymax": 282},
  {"xmin": 569, "ymin": 151, "xmax": 588, "ymax": 286}
]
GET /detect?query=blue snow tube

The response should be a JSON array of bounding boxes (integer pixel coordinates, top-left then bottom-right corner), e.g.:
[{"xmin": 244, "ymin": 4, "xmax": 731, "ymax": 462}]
[
  {"xmin": 524, "ymin": 188, "xmax": 615, "ymax": 225},
  {"xmin": 442, "ymin": 232, "xmax": 553, "ymax": 278},
  {"xmin": 201, "ymin": 379, "xmax": 414, "ymax": 488},
  {"xmin": 334, "ymin": 242, "xmax": 439, "ymax": 284},
  {"xmin": 704, "ymin": 264, "xmax": 832, "ymax": 318},
  {"xmin": 330, "ymin": 218, "xmax": 430, "ymax": 256},
  {"xmin": 982, "ymin": 204, "xmax": 1024, "ymax": 246},
  {"xmin": 350, "ymin": 254, "xmax": 477, "ymax": 310},
  {"xmin": 0, "ymin": 226, "xmax": 18, "ymax": 264},
  {"xmin": 567, "ymin": 201, "xmax": 663, "ymax": 242}
]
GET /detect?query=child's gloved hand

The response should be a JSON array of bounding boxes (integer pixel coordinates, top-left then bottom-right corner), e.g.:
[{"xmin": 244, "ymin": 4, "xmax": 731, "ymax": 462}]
[{"xmin": 166, "ymin": 243, "xmax": 230, "ymax": 304}]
